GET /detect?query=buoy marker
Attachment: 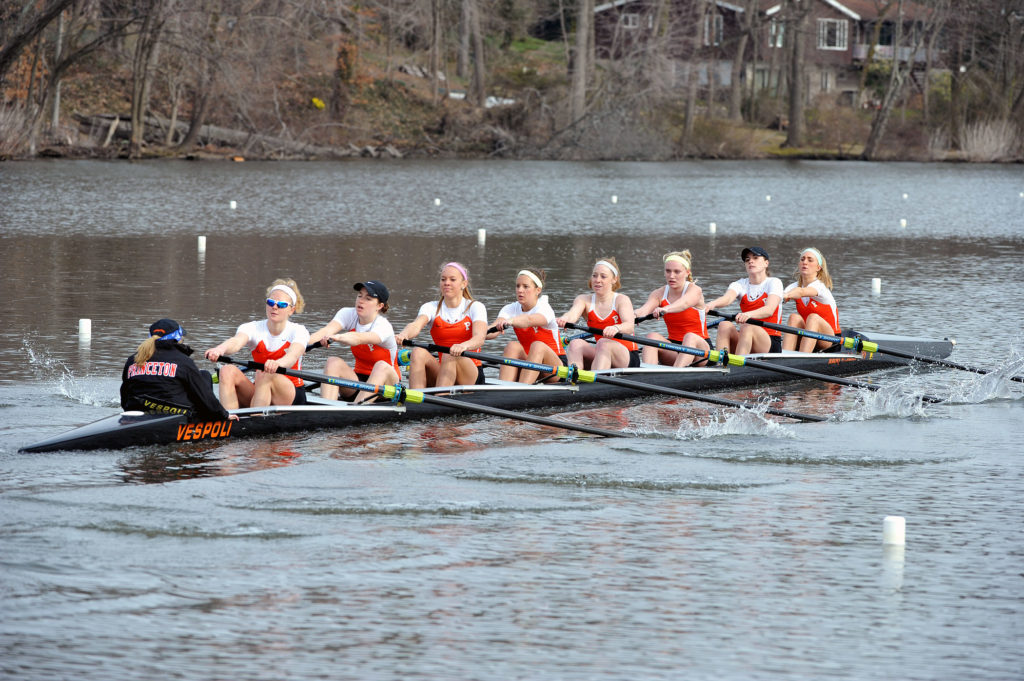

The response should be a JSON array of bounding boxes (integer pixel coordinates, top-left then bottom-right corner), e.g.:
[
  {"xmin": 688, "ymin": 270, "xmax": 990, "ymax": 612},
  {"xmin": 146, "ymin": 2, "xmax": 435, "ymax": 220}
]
[
  {"xmin": 611, "ymin": 195, "xmax": 618, "ymax": 204},
  {"xmin": 197, "ymin": 235, "xmax": 207, "ymax": 253},
  {"xmin": 883, "ymin": 516, "xmax": 906, "ymax": 545},
  {"xmin": 229, "ymin": 200, "xmax": 237, "ymax": 210},
  {"xmin": 902, "ymin": 193, "xmax": 908, "ymax": 199},
  {"xmin": 765, "ymin": 194, "xmax": 771, "ymax": 201},
  {"xmin": 434, "ymin": 198, "xmax": 441, "ymax": 206},
  {"xmin": 477, "ymin": 228, "xmax": 486, "ymax": 246},
  {"xmin": 899, "ymin": 218, "xmax": 907, "ymax": 228},
  {"xmin": 78, "ymin": 318, "xmax": 92, "ymax": 341},
  {"xmin": 709, "ymin": 222, "xmax": 717, "ymax": 234},
  {"xmin": 871, "ymin": 278, "xmax": 882, "ymax": 295}
]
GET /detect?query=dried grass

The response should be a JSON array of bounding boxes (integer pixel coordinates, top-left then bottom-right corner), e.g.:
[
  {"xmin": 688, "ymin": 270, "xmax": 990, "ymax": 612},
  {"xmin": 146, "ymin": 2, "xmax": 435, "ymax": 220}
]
[{"xmin": 959, "ymin": 119, "xmax": 1023, "ymax": 162}]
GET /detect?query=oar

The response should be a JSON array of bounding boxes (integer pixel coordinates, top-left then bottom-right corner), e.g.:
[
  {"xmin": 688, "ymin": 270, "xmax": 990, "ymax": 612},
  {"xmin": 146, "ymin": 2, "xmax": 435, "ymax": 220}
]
[
  {"xmin": 562, "ymin": 321, "xmax": 944, "ymax": 403},
  {"xmin": 707, "ymin": 310, "xmax": 1023, "ymax": 384},
  {"xmin": 403, "ymin": 340, "xmax": 825, "ymax": 423},
  {"xmin": 489, "ymin": 313, "xmax": 656, "ymax": 338},
  {"xmin": 216, "ymin": 356, "xmax": 625, "ymax": 438}
]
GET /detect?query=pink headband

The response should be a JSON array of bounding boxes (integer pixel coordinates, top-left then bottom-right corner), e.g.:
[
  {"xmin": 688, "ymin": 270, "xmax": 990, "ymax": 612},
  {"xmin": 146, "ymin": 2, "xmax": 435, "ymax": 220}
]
[{"xmin": 442, "ymin": 262, "xmax": 468, "ymax": 280}]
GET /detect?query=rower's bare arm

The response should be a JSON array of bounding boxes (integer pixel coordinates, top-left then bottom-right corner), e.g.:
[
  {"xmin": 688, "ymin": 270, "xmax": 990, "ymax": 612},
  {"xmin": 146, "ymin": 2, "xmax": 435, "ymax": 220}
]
[
  {"xmin": 396, "ymin": 315, "xmax": 429, "ymax": 343},
  {"xmin": 556, "ymin": 295, "xmax": 588, "ymax": 328},
  {"xmin": 635, "ymin": 289, "xmax": 663, "ymax": 317},
  {"xmin": 332, "ymin": 331, "xmax": 383, "ymax": 347},
  {"xmin": 205, "ymin": 333, "xmax": 247, "ymax": 361},
  {"xmin": 662, "ymin": 284, "xmax": 703, "ymax": 314},
  {"xmin": 615, "ymin": 296, "xmax": 636, "ymax": 335},
  {"xmin": 308, "ymin": 320, "xmax": 342, "ymax": 346},
  {"xmin": 705, "ymin": 290, "xmax": 737, "ymax": 311}
]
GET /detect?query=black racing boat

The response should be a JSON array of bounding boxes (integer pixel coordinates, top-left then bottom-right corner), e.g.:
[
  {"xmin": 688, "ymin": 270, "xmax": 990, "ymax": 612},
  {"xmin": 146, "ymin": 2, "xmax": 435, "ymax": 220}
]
[{"xmin": 19, "ymin": 331, "xmax": 955, "ymax": 453}]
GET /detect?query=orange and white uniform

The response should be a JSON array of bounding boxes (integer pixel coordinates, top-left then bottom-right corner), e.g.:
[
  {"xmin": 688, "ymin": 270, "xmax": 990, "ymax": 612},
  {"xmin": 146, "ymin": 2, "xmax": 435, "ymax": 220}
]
[
  {"xmin": 497, "ymin": 295, "xmax": 564, "ymax": 356},
  {"xmin": 783, "ymin": 280, "xmax": 840, "ymax": 334},
  {"xmin": 660, "ymin": 283, "xmax": 708, "ymax": 341},
  {"xmin": 586, "ymin": 293, "xmax": 637, "ymax": 351},
  {"xmin": 328, "ymin": 307, "xmax": 401, "ymax": 377},
  {"xmin": 417, "ymin": 299, "xmax": 488, "ymax": 366},
  {"xmin": 237, "ymin": 319, "xmax": 310, "ymax": 387},
  {"xmin": 727, "ymin": 277, "xmax": 785, "ymax": 336}
]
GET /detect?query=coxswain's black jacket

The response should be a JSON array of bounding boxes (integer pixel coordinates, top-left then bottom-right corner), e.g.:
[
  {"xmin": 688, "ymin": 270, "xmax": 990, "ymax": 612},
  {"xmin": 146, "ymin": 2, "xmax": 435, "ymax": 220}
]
[{"xmin": 120, "ymin": 340, "xmax": 230, "ymax": 421}]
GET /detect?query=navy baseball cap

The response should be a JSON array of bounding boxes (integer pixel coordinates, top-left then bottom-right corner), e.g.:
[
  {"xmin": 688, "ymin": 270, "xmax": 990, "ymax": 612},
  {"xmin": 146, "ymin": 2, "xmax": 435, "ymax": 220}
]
[
  {"xmin": 353, "ymin": 280, "xmax": 389, "ymax": 303},
  {"xmin": 741, "ymin": 246, "xmax": 769, "ymax": 260}
]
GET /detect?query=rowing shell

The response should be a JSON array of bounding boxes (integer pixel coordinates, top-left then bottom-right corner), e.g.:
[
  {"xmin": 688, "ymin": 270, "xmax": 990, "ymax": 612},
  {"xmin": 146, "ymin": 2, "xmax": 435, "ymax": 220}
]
[{"xmin": 19, "ymin": 331, "xmax": 954, "ymax": 453}]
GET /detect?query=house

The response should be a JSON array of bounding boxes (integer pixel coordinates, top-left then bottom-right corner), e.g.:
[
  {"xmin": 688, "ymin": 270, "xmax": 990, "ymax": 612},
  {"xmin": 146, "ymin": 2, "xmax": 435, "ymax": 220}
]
[{"xmin": 591, "ymin": 0, "xmax": 940, "ymax": 105}]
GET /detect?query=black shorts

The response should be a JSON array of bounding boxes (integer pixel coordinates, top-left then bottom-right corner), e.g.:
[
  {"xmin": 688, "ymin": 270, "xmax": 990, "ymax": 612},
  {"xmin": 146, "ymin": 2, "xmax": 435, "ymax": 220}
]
[
  {"xmin": 475, "ymin": 365, "xmax": 486, "ymax": 385},
  {"xmin": 767, "ymin": 335, "xmax": 783, "ymax": 354},
  {"xmin": 627, "ymin": 350, "xmax": 641, "ymax": 368},
  {"xmin": 291, "ymin": 386, "xmax": 308, "ymax": 405}
]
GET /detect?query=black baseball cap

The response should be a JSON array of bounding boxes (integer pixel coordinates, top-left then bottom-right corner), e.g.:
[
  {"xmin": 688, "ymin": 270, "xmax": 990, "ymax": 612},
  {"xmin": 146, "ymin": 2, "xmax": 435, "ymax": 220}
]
[
  {"xmin": 353, "ymin": 280, "xmax": 390, "ymax": 303},
  {"xmin": 741, "ymin": 246, "xmax": 769, "ymax": 260},
  {"xmin": 149, "ymin": 318, "xmax": 185, "ymax": 338}
]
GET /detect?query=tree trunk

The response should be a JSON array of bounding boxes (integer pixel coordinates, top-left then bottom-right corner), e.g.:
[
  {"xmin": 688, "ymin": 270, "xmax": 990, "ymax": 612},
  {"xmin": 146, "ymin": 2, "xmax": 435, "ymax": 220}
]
[
  {"xmin": 130, "ymin": 2, "xmax": 164, "ymax": 159},
  {"xmin": 569, "ymin": 0, "xmax": 592, "ymax": 124},
  {"xmin": 682, "ymin": 1, "xmax": 706, "ymax": 147},
  {"xmin": 469, "ymin": 0, "xmax": 486, "ymax": 106},
  {"xmin": 0, "ymin": 0, "xmax": 75, "ymax": 83},
  {"xmin": 458, "ymin": 0, "xmax": 470, "ymax": 79},
  {"xmin": 784, "ymin": 2, "xmax": 809, "ymax": 148},
  {"xmin": 50, "ymin": 10, "xmax": 65, "ymax": 132},
  {"xmin": 729, "ymin": 31, "xmax": 749, "ymax": 121},
  {"xmin": 430, "ymin": 0, "xmax": 442, "ymax": 105}
]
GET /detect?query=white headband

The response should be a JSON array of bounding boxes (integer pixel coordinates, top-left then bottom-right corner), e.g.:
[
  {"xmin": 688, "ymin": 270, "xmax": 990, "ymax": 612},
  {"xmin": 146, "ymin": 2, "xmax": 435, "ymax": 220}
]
[
  {"xmin": 594, "ymin": 260, "xmax": 619, "ymax": 278},
  {"xmin": 517, "ymin": 270, "xmax": 543, "ymax": 288},
  {"xmin": 269, "ymin": 284, "xmax": 297, "ymax": 305},
  {"xmin": 801, "ymin": 248, "xmax": 824, "ymax": 266},
  {"xmin": 664, "ymin": 254, "xmax": 691, "ymax": 270}
]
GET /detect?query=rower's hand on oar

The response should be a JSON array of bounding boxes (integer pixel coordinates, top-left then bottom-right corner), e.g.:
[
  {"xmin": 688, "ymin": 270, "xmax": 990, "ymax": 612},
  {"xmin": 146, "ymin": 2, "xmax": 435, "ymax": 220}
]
[
  {"xmin": 555, "ymin": 317, "xmax": 570, "ymax": 329},
  {"xmin": 603, "ymin": 325, "xmax": 621, "ymax": 338},
  {"xmin": 650, "ymin": 307, "xmax": 665, "ymax": 319},
  {"xmin": 263, "ymin": 358, "xmax": 282, "ymax": 373},
  {"xmin": 204, "ymin": 347, "xmax": 223, "ymax": 362},
  {"xmin": 450, "ymin": 342, "xmax": 468, "ymax": 356}
]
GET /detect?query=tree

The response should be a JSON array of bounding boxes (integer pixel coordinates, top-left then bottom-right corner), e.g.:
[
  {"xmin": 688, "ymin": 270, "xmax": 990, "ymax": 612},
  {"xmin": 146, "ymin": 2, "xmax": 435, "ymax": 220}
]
[
  {"xmin": 782, "ymin": 0, "xmax": 811, "ymax": 148},
  {"xmin": 569, "ymin": 0, "xmax": 592, "ymax": 124}
]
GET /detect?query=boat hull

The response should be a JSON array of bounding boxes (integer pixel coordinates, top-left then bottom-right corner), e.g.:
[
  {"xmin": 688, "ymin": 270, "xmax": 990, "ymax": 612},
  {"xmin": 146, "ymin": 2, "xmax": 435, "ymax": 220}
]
[{"xmin": 19, "ymin": 333, "xmax": 954, "ymax": 453}]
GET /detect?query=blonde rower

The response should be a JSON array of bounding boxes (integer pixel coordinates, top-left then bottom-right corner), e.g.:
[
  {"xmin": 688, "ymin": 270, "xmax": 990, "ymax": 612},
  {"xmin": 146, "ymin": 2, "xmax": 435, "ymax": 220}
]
[
  {"xmin": 395, "ymin": 262, "xmax": 488, "ymax": 389},
  {"xmin": 490, "ymin": 268, "xmax": 565, "ymax": 384},
  {"xmin": 634, "ymin": 250, "xmax": 711, "ymax": 367},
  {"xmin": 782, "ymin": 247, "xmax": 841, "ymax": 352},
  {"xmin": 556, "ymin": 257, "xmax": 639, "ymax": 370},
  {"xmin": 204, "ymin": 278, "xmax": 310, "ymax": 408}
]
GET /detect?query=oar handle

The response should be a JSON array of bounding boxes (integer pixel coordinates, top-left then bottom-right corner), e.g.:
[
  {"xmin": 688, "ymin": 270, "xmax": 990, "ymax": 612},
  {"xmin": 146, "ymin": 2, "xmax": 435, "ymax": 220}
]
[
  {"xmin": 217, "ymin": 356, "xmax": 421, "ymax": 403},
  {"xmin": 401, "ymin": 339, "xmax": 597, "ymax": 384}
]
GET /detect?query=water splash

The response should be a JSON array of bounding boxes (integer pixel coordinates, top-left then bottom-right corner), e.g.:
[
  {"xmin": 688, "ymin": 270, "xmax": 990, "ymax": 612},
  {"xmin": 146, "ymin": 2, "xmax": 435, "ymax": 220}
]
[
  {"xmin": 23, "ymin": 338, "xmax": 118, "ymax": 407},
  {"xmin": 671, "ymin": 405, "xmax": 799, "ymax": 441},
  {"xmin": 942, "ymin": 349, "xmax": 1024, "ymax": 404}
]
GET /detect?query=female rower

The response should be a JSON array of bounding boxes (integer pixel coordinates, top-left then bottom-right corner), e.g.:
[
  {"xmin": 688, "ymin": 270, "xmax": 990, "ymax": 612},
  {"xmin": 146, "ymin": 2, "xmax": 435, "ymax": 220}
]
[
  {"xmin": 634, "ymin": 250, "xmax": 710, "ymax": 367},
  {"xmin": 204, "ymin": 278, "xmax": 310, "ymax": 408},
  {"xmin": 394, "ymin": 261, "xmax": 488, "ymax": 389},
  {"xmin": 782, "ymin": 247, "xmax": 840, "ymax": 352},
  {"xmin": 555, "ymin": 257, "xmax": 639, "ymax": 370},
  {"xmin": 705, "ymin": 246, "xmax": 784, "ymax": 354},
  {"xmin": 121, "ymin": 318, "xmax": 233, "ymax": 421},
  {"xmin": 308, "ymin": 280, "xmax": 400, "ymax": 403},
  {"xmin": 490, "ymin": 268, "xmax": 565, "ymax": 384}
]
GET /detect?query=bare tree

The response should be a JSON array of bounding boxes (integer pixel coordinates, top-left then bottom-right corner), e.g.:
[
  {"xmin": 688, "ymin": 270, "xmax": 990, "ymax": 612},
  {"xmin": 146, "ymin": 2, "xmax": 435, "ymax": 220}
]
[
  {"xmin": 569, "ymin": 0, "xmax": 592, "ymax": 123},
  {"xmin": 783, "ymin": 0, "xmax": 810, "ymax": 147}
]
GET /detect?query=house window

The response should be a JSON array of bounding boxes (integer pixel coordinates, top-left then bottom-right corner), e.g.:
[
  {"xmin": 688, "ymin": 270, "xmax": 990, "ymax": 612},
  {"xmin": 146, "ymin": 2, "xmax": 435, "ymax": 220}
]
[
  {"xmin": 817, "ymin": 18, "xmax": 848, "ymax": 50},
  {"xmin": 769, "ymin": 18, "xmax": 784, "ymax": 48},
  {"xmin": 621, "ymin": 13, "xmax": 639, "ymax": 29},
  {"xmin": 704, "ymin": 14, "xmax": 723, "ymax": 46}
]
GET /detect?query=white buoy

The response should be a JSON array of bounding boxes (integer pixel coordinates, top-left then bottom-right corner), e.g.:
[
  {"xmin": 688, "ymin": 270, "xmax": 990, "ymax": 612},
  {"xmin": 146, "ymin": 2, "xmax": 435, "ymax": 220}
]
[
  {"xmin": 902, "ymin": 193, "xmax": 908, "ymax": 200},
  {"xmin": 709, "ymin": 222, "xmax": 717, "ymax": 234},
  {"xmin": 197, "ymin": 235, "xmax": 207, "ymax": 253},
  {"xmin": 1019, "ymin": 192, "xmax": 1023, "ymax": 198},
  {"xmin": 883, "ymin": 516, "xmax": 906, "ymax": 545},
  {"xmin": 477, "ymin": 228, "xmax": 486, "ymax": 246},
  {"xmin": 871, "ymin": 278, "xmax": 882, "ymax": 295},
  {"xmin": 899, "ymin": 218, "xmax": 907, "ymax": 228},
  {"xmin": 765, "ymin": 194, "xmax": 771, "ymax": 201},
  {"xmin": 611, "ymin": 195, "xmax": 618, "ymax": 204},
  {"xmin": 78, "ymin": 318, "xmax": 92, "ymax": 340},
  {"xmin": 434, "ymin": 197, "xmax": 441, "ymax": 206},
  {"xmin": 229, "ymin": 200, "xmax": 237, "ymax": 210}
]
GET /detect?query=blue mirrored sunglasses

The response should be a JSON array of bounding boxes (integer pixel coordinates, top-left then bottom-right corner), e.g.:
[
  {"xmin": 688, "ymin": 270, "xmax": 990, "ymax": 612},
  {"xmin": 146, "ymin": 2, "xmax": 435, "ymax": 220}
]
[{"xmin": 266, "ymin": 298, "xmax": 290, "ymax": 309}]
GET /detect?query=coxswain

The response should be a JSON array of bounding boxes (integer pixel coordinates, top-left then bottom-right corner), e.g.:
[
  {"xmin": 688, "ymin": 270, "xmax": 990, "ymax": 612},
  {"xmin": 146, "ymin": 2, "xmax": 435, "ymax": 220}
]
[
  {"xmin": 394, "ymin": 262, "xmax": 488, "ymax": 389},
  {"xmin": 781, "ymin": 247, "xmax": 841, "ymax": 352},
  {"xmin": 489, "ymin": 267, "xmax": 565, "ymax": 383},
  {"xmin": 634, "ymin": 250, "xmax": 711, "ymax": 367},
  {"xmin": 555, "ymin": 257, "xmax": 639, "ymax": 370},
  {"xmin": 705, "ymin": 246, "xmax": 784, "ymax": 354},
  {"xmin": 204, "ymin": 278, "xmax": 310, "ymax": 408},
  {"xmin": 120, "ymin": 318, "xmax": 233, "ymax": 421},
  {"xmin": 308, "ymin": 280, "xmax": 400, "ymax": 403}
]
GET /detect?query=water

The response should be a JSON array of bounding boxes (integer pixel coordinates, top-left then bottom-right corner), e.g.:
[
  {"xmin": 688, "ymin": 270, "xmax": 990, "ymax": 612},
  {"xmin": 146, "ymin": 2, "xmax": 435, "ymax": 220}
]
[{"xmin": 1, "ymin": 159, "xmax": 1023, "ymax": 680}]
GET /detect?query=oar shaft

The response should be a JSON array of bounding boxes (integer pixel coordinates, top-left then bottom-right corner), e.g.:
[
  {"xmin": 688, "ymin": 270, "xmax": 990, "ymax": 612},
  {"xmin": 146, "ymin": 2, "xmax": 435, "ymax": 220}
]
[
  {"xmin": 220, "ymin": 357, "xmax": 417, "ymax": 403},
  {"xmin": 402, "ymin": 340, "xmax": 596, "ymax": 384}
]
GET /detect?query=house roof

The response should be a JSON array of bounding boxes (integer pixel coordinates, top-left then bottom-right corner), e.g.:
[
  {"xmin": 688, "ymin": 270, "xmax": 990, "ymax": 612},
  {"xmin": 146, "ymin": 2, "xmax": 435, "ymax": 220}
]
[
  {"xmin": 594, "ymin": 0, "xmax": 745, "ymax": 14},
  {"xmin": 762, "ymin": 0, "xmax": 930, "ymax": 22}
]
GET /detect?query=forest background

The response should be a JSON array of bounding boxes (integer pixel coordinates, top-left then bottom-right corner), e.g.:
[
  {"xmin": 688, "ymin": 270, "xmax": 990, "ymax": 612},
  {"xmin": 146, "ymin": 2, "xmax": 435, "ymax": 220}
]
[{"xmin": 1, "ymin": 0, "xmax": 1022, "ymax": 162}]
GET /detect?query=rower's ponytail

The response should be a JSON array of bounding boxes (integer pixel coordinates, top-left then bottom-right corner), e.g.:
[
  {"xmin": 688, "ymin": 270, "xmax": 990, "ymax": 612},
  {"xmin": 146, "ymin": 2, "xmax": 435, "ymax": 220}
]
[{"xmin": 134, "ymin": 335, "xmax": 159, "ymax": 367}]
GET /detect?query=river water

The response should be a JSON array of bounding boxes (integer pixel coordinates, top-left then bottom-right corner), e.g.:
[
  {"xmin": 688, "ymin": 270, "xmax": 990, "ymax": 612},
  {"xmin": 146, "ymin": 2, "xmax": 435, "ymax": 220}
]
[{"xmin": 1, "ymin": 159, "xmax": 1022, "ymax": 680}]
